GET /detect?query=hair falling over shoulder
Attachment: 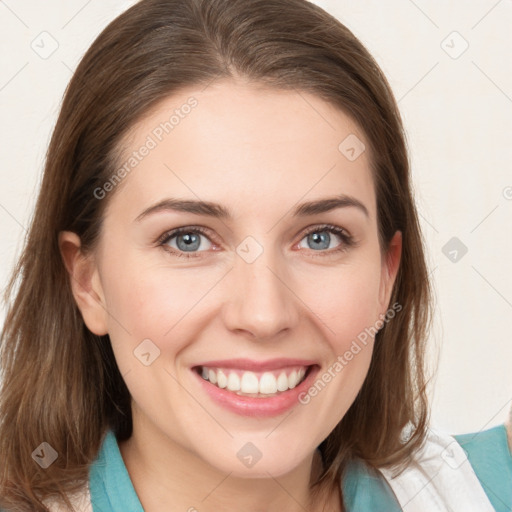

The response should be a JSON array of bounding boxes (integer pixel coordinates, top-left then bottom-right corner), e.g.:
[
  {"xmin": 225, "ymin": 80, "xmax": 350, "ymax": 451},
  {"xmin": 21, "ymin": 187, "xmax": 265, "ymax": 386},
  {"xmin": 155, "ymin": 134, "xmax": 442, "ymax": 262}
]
[{"xmin": 0, "ymin": 0, "xmax": 433, "ymax": 510}]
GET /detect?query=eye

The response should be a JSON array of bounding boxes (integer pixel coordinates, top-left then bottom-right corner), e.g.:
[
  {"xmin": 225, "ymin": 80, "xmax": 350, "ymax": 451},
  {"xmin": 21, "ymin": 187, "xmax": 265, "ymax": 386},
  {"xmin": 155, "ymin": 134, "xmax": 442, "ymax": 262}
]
[
  {"xmin": 157, "ymin": 223, "xmax": 356, "ymax": 259},
  {"xmin": 297, "ymin": 224, "xmax": 355, "ymax": 256},
  {"xmin": 157, "ymin": 226, "xmax": 214, "ymax": 258}
]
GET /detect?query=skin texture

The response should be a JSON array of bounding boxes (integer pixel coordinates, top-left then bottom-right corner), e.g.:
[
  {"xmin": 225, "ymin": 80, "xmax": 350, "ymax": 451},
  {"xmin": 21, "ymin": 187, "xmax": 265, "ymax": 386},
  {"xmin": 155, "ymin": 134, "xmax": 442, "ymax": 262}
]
[{"xmin": 60, "ymin": 79, "xmax": 401, "ymax": 512}]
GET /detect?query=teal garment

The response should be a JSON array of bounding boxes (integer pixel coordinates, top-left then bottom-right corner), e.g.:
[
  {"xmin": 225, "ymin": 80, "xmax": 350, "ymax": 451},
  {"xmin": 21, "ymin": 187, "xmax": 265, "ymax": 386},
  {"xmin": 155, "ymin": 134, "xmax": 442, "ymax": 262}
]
[
  {"xmin": 454, "ymin": 424, "xmax": 512, "ymax": 512},
  {"xmin": 89, "ymin": 430, "xmax": 144, "ymax": 512},
  {"xmin": 341, "ymin": 457, "xmax": 402, "ymax": 511},
  {"xmin": 87, "ymin": 425, "xmax": 512, "ymax": 511}
]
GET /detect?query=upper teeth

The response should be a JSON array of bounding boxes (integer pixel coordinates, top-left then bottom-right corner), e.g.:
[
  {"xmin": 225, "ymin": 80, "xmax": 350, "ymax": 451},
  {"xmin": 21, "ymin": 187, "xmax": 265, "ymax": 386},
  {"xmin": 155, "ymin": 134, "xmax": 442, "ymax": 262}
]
[{"xmin": 200, "ymin": 366, "xmax": 308, "ymax": 395}]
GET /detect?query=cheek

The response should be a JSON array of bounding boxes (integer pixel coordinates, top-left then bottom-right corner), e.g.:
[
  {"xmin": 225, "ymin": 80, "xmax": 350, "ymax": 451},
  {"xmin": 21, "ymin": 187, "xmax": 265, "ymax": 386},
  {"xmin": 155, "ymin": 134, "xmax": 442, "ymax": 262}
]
[
  {"xmin": 97, "ymin": 261, "xmax": 213, "ymax": 416},
  {"xmin": 292, "ymin": 261, "xmax": 383, "ymax": 442},
  {"xmin": 298, "ymin": 258, "xmax": 383, "ymax": 350},
  {"xmin": 101, "ymin": 261, "xmax": 205, "ymax": 339},
  {"xmin": 98, "ymin": 248, "xmax": 228, "ymax": 374}
]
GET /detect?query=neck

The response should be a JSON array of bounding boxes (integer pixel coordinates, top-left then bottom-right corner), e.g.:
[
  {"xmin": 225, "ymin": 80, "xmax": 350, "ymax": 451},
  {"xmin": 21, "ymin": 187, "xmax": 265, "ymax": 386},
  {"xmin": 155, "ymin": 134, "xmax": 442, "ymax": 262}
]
[{"xmin": 118, "ymin": 417, "xmax": 330, "ymax": 512}]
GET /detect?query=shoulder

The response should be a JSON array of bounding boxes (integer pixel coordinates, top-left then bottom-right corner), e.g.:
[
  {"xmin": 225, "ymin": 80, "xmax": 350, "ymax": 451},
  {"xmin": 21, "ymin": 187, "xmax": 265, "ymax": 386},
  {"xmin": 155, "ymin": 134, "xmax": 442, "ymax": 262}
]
[
  {"xmin": 453, "ymin": 422, "xmax": 512, "ymax": 512},
  {"xmin": 376, "ymin": 423, "xmax": 511, "ymax": 512}
]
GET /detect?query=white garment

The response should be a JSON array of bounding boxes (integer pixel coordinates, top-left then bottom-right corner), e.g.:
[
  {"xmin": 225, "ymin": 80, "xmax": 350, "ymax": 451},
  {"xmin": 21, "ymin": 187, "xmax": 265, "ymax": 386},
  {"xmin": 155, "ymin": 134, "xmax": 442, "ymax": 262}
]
[
  {"xmin": 378, "ymin": 428, "xmax": 495, "ymax": 512},
  {"xmin": 43, "ymin": 486, "xmax": 92, "ymax": 512}
]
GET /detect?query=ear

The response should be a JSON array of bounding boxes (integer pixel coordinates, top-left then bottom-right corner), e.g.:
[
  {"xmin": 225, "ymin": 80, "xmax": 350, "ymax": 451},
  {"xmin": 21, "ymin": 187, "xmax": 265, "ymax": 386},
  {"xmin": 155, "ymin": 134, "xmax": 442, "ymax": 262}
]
[
  {"xmin": 58, "ymin": 231, "xmax": 109, "ymax": 336},
  {"xmin": 378, "ymin": 230, "xmax": 402, "ymax": 315}
]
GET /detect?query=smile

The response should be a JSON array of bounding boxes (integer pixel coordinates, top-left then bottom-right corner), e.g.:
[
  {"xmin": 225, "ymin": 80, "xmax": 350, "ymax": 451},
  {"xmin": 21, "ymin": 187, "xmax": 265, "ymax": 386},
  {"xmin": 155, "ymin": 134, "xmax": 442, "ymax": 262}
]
[
  {"xmin": 196, "ymin": 365, "xmax": 310, "ymax": 397},
  {"xmin": 191, "ymin": 358, "xmax": 321, "ymax": 417}
]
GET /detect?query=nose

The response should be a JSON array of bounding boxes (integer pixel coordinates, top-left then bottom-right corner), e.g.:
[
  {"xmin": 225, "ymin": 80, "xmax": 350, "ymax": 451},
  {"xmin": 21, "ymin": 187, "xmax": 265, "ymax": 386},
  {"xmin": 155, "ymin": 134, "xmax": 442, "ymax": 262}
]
[{"xmin": 222, "ymin": 243, "xmax": 300, "ymax": 340}]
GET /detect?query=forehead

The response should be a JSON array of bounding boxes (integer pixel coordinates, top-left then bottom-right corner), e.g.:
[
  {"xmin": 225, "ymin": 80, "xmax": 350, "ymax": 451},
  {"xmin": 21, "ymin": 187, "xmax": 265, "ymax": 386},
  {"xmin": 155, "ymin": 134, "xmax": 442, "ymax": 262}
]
[{"xmin": 107, "ymin": 79, "xmax": 376, "ymax": 223}]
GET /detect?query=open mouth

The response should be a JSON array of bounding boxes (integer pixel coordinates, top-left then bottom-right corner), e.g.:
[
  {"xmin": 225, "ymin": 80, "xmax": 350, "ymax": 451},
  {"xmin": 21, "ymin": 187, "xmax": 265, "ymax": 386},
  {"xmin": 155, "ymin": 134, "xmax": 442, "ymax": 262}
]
[{"xmin": 193, "ymin": 364, "xmax": 314, "ymax": 398}]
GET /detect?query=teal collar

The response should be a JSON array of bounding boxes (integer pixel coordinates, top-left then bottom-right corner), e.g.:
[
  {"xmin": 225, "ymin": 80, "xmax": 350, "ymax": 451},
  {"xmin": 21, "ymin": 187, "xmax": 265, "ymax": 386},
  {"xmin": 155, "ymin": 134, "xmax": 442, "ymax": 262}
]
[{"xmin": 89, "ymin": 430, "xmax": 144, "ymax": 512}]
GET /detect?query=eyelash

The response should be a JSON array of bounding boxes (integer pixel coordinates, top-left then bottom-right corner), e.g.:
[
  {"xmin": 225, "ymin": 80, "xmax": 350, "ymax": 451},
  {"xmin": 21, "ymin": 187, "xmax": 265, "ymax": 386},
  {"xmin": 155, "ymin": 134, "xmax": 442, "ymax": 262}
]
[{"xmin": 156, "ymin": 224, "xmax": 356, "ymax": 259}]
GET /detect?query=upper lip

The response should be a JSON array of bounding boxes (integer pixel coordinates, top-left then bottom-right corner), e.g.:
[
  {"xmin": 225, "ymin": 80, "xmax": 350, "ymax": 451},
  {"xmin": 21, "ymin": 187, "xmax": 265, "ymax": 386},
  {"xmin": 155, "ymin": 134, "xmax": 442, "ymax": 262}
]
[{"xmin": 193, "ymin": 358, "xmax": 318, "ymax": 372}]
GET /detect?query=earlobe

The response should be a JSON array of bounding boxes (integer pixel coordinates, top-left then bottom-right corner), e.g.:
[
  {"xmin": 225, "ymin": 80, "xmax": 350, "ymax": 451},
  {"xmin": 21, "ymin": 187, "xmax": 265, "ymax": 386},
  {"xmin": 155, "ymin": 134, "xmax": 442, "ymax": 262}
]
[
  {"xmin": 58, "ymin": 231, "xmax": 109, "ymax": 336},
  {"xmin": 378, "ymin": 230, "xmax": 402, "ymax": 314}
]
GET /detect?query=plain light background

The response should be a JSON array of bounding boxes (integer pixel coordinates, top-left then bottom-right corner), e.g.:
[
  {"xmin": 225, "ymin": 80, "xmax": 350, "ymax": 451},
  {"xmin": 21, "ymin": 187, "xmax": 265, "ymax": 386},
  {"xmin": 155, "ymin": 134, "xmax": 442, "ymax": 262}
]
[{"xmin": 0, "ymin": 0, "xmax": 511, "ymax": 435}]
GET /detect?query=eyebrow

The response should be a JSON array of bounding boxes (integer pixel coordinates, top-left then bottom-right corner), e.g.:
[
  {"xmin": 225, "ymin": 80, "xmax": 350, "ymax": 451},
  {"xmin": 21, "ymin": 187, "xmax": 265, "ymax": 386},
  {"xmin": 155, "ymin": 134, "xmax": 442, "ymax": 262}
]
[{"xmin": 134, "ymin": 194, "xmax": 369, "ymax": 222}]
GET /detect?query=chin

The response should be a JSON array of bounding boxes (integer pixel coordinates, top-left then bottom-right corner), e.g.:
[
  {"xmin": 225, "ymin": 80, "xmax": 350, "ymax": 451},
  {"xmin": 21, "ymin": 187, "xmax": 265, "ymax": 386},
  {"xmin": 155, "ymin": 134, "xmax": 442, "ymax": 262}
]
[{"xmin": 204, "ymin": 449, "xmax": 306, "ymax": 479}]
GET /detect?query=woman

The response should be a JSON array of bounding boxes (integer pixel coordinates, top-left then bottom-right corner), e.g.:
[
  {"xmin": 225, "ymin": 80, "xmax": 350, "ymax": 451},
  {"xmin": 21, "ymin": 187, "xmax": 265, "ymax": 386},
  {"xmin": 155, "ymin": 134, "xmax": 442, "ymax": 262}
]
[{"xmin": 0, "ymin": 0, "xmax": 510, "ymax": 511}]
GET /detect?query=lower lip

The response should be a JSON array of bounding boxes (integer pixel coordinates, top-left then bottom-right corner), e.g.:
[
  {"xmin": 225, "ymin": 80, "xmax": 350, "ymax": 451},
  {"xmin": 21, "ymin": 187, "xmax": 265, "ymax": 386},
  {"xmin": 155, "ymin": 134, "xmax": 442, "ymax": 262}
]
[{"xmin": 191, "ymin": 365, "xmax": 320, "ymax": 418}]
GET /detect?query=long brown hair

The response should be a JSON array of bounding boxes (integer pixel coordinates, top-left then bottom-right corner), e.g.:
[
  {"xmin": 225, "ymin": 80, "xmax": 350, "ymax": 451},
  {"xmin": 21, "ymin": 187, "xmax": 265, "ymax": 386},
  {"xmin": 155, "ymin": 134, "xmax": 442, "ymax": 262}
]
[{"xmin": 0, "ymin": 0, "xmax": 433, "ymax": 510}]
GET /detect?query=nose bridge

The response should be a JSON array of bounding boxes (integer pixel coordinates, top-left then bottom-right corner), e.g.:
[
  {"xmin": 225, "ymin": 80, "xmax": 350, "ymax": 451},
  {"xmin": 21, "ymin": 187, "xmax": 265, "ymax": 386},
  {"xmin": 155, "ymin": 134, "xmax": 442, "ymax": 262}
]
[{"xmin": 224, "ymin": 235, "xmax": 299, "ymax": 338}]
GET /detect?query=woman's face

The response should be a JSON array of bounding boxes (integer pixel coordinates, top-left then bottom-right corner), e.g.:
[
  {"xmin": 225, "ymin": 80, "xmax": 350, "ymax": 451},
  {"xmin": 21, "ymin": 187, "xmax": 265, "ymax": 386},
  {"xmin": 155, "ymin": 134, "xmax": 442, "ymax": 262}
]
[{"xmin": 69, "ymin": 79, "xmax": 401, "ymax": 477}]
